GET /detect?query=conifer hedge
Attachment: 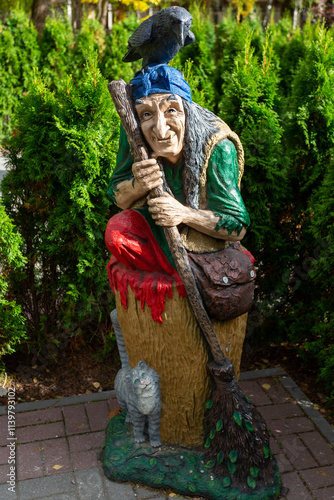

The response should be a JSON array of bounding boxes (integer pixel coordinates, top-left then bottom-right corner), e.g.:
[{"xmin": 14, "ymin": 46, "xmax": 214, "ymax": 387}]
[
  {"xmin": 1, "ymin": 55, "xmax": 119, "ymax": 349},
  {"xmin": 0, "ymin": 8, "xmax": 333, "ymax": 403}
]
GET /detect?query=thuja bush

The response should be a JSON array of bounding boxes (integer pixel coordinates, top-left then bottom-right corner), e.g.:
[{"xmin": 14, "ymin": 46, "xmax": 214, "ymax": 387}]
[
  {"xmin": 69, "ymin": 16, "xmax": 106, "ymax": 82},
  {"xmin": 173, "ymin": 3, "xmax": 217, "ymax": 110},
  {"xmin": 39, "ymin": 11, "xmax": 74, "ymax": 91},
  {"xmin": 100, "ymin": 15, "xmax": 140, "ymax": 84},
  {"xmin": 1, "ymin": 55, "xmax": 119, "ymax": 348},
  {"xmin": 218, "ymin": 30, "xmax": 294, "ymax": 340},
  {"xmin": 214, "ymin": 15, "xmax": 264, "ymax": 113},
  {"xmin": 281, "ymin": 26, "xmax": 334, "ymax": 394},
  {"xmin": 0, "ymin": 10, "xmax": 41, "ymax": 142},
  {"xmin": 0, "ymin": 206, "xmax": 27, "ymax": 368}
]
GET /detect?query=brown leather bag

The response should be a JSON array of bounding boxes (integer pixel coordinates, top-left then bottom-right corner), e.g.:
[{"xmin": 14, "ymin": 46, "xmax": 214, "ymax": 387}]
[{"xmin": 188, "ymin": 242, "xmax": 256, "ymax": 322}]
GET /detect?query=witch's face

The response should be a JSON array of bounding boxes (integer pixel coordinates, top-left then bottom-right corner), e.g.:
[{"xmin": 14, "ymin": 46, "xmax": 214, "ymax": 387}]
[{"xmin": 135, "ymin": 93, "xmax": 185, "ymax": 164}]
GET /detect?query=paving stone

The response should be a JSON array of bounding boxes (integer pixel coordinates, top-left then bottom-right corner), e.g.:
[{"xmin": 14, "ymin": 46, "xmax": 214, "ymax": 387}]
[
  {"xmin": 315, "ymin": 485, "xmax": 334, "ymax": 499},
  {"xmin": 0, "ymin": 446, "xmax": 9, "ymax": 465},
  {"xmin": 238, "ymin": 380, "xmax": 272, "ymax": 406},
  {"xmin": 17, "ymin": 472, "xmax": 76, "ymax": 499},
  {"xmin": 258, "ymin": 403, "xmax": 304, "ymax": 421},
  {"xmin": 281, "ymin": 472, "xmax": 313, "ymax": 500},
  {"xmin": 85, "ymin": 401, "xmax": 110, "ymax": 431},
  {"xmin": 38, "ymin": 495, "xmax": 78, "ymax": 500},
  {"xmin": 267, "ymin": 417, "xmax": 314, "ymax": 436},
  {"xmin": 16, "ymin": 408, "xmax": 62, "ymax": 428},
  {"xmin": 108, "ymin": 399, "xmax": 119, "ymax": 412},
  {"xmin": 276, "ymin": 436, "xmax": 317, "ymax": 470},
  {"xmin": 75, "ymin": 467, "xmax": 107, "ymax": 499},
  {"xmin": 257, "ymin": 378, "xmax": 294, "ymax": 405},
  {"xmin": 16, "ymin": 422, "xmax": 65, "ymax": 444},
  {"xmin": 71, "ymin": 450, "xmax": 100, "ymax": 470},
  {"xmin": 103, "ymin": 477, "xmax": 137, "ymax": 499},
  {"xmin": 0, "ymin": 417, "xmax": 9, "ymax": 446},
  {"xmin": 134, "ymin": 486, "xmax": 166, "ymax": 498},
  {"xmin": 299, "ymin": 431, "xmax": 334, "ymax": 466},
  {"xmin": 275, "ymin": 453, "xmax": 294, "ymax": 473},
  {"xmin": 68, "ymin": 431, "xmax": 105, "ymax": 453},
  {"xmin": 0, "ymin": 463, "xmax": 11, "ymax": 484},
  {"xmin": 17, "ymin": 442, "xmax": 44, "ymax": 481},
  {"xmin": 300, "ymin": 465, "xmax": 334, "ymax": 490},
  {"xmin": 43, "ymin": 438, "xmax": 72, "ymax": 475},
  {"xmin": 62, "ymin": 406, "xmax": 89, "ymax": 435},
  {"xmin": 269, "ymin": 437, "xmax": 281, "ymax": 455},
  {"xmin": 0, "ymin": 481, "xmax": 18, "ymax": 499}
]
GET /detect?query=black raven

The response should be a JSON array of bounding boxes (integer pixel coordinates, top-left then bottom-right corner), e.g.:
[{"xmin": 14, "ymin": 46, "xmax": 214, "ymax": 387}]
[{"xmin": 122, "ymin": 6, "xmax": 195, "ymax": 68}]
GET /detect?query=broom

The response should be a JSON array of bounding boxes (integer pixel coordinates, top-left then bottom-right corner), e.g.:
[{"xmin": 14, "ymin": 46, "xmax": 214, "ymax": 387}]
[{"xmin": 108, "ymin": 80, "xmax": 277, "ymax": 490}]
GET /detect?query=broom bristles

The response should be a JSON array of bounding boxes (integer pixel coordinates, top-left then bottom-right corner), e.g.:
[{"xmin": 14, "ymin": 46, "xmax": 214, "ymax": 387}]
[{"xmin": 204, "ymin": 362, "xmax": 276, "ymax": 490}]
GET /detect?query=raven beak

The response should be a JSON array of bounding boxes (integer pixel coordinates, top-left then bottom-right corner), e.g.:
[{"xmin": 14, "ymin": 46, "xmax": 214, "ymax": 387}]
[{"xmin": 177, "ymin": 23, "xmax": 185, "ymax": 46}]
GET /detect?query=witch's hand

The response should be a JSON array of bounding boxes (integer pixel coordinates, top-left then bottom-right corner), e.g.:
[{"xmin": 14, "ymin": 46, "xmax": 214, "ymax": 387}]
[
  {"xmin": 148, "ymin": 193, "xmax": 189, "ymax": 227},
  {"xmin": 132, "ymin": 158, "xmax": 163, "ymax": 195}
]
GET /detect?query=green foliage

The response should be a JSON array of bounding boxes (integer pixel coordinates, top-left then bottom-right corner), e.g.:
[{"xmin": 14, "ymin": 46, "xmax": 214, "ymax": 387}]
[
  {"xmin": 0, "ymin": 206, "xmax": 27, "ymax": 367},
  {"xmin": 0, "ymin": 10, "xmax": 41, "ymax": 142},
  {"xmin": 101, "ymin": 15, "xmax": 140, "ymax": 83},
  {"xmin": 1, "ymin": 55, "xmax": 119, "ymax": 348},
  {"xmin": 39, "ymin": 11, "xmax": 74, "ymax": 91},
  {"xmin": 282, "ymin": 27, "xmax": 334, "ymax": 400},
  {"xmin": 172, "ymin": 3, "xmax": 217, "ymax": 109},
  {"xmin": 69, "ymin": 16, "xmax": 106, "ymax": 82},
  {"xmin": 219, "ymin": 29, "xmax": 290, "ymax": 304}
]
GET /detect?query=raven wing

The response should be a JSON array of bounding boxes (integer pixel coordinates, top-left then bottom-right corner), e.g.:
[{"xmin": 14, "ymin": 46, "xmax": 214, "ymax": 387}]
[{"xmin": 122, "ymin": 16, "xmax": 154, "ymax": 62}]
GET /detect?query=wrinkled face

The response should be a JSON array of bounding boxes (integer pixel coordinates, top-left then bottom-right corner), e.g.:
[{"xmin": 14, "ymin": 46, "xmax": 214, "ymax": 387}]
[{"xmin": 135, "ymin": 93, "xmax": 185, "ymax": 164}]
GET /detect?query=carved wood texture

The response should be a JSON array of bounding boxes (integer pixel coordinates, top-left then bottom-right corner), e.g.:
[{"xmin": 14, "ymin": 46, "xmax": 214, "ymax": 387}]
[{"xmin": 115, "ymin": 288, "xmax": 247, "ymax": 447}]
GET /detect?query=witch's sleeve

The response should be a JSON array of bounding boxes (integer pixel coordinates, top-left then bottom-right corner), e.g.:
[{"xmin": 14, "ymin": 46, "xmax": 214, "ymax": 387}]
[
  {"xmin": 206, "ymin": 138, "xmax": 251, "ymax": 236},
  {"xmin": 107, "ymin": 125, "xmax": 134, "ymax": 203}
]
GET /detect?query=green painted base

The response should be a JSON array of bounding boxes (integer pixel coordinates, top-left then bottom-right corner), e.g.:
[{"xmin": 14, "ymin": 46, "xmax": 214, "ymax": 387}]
[{"xmin": 102, "ymin": 413, "xmax": 281, "ymax": 500}]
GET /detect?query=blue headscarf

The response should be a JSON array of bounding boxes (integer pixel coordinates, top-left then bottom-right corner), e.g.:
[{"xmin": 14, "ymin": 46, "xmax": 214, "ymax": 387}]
[{"xmin": 130, "ymin": 64, "xmax": 192, "ymax": 103}]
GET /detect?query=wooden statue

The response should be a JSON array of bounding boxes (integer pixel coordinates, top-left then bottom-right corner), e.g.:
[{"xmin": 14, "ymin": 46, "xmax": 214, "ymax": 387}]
[{"xmin": 103, "ymin": 7, "xmax": 281, "ymax": 500}]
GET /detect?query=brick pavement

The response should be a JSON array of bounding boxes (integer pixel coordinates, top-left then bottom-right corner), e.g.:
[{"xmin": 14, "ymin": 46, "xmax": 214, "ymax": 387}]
[{"xmin": 0, "ymin": 369, "xmax": 333, "ymax": 499}]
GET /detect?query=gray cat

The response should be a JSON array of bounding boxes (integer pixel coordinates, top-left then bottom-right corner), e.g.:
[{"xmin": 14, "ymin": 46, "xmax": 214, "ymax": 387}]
[{"xmin": 110, "ymin": 309, "xmax": 162, "ymax": 447}]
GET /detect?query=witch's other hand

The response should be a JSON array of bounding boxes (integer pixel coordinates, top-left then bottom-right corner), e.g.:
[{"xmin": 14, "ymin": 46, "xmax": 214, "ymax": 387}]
[{"xmin": 148, "ymin": 193, "xmax": 189, "ymax": 226}]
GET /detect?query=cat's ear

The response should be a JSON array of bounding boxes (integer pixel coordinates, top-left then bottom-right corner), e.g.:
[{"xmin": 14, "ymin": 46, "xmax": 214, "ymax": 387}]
[{"xmin": 138, "ymin": 360, "xmax": 148, "ymax": 369}]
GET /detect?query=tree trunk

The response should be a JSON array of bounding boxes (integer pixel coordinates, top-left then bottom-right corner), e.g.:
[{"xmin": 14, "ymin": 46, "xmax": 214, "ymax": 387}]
[{"xmin": 31, "ymin": 0, "xmax": 51, "ymax": 36}]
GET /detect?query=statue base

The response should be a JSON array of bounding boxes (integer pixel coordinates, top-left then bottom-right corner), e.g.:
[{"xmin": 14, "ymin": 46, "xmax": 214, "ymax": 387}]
[{"xmin": 103, "ymin": 413, "xmax": 281, "ymax": 500}]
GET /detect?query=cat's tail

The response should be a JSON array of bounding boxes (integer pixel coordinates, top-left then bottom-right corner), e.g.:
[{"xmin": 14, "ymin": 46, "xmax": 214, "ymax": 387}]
[{"xmin": 110, "ymin": 309, "xmax": 130, "ymax": 368}]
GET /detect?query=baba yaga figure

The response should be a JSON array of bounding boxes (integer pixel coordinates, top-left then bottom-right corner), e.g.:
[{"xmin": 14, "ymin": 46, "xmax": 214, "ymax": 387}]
[{"xmin": 103, "ymin": 8, "xmax": 280, "ymax": 500}]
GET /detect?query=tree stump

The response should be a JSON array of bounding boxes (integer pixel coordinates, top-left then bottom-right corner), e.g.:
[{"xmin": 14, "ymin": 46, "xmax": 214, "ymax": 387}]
[{"xmin": 115, "ymin": 286, "xmax": 248, "ymax": 448}]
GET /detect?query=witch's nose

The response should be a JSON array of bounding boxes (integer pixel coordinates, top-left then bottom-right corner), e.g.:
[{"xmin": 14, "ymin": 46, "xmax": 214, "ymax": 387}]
[{"xmin": 153, "ymin": 113, "xmax": 170, "ymax": 139}]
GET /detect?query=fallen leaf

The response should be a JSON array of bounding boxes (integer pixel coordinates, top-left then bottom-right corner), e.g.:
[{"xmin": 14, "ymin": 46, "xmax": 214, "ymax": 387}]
[
  {"xmin": 92, "ymin": 382, "xmax": 100, "ymax": 389},
  {"xmin": 46, "ymin": 369, "xmax": 50, "ymax": 373},
  {"xmin": 108, "ymin": 407, "xmax": 121, "ymax": 419},
  {"xmin": 74, "ymin": 423, "xmax": 87, "ymax": 429},
  {"xmin": 262, "ymin": 383, "xmax": 271, "ymax": 391},
  {"xmin": 33, "ymin": 378, "xmax": 38, "ymax": 383},
  {"xmin": 53, "ymin": 465, "xmax": 63, "ymax": 470},
  {"xmin": 316, "ymin": 470, "xmax": 328, "ymax": 477},
  {"xmin": 32, "ymin": 365, "xmax": 37, "ymax": 369}
]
